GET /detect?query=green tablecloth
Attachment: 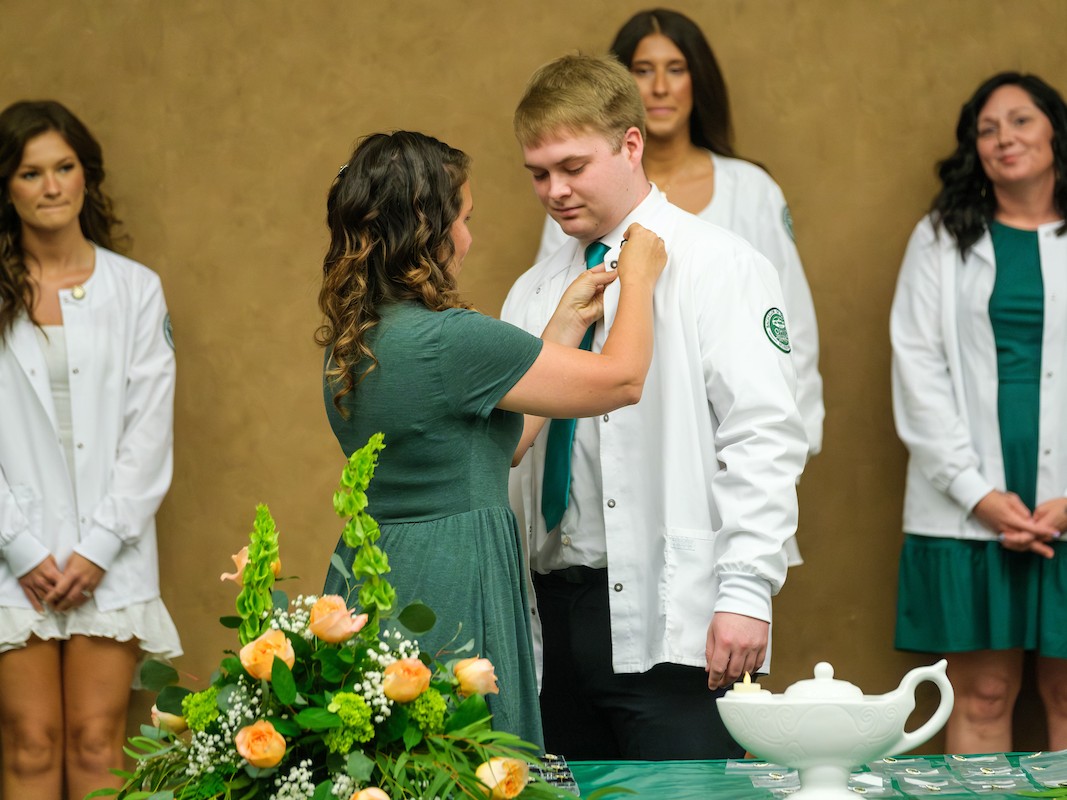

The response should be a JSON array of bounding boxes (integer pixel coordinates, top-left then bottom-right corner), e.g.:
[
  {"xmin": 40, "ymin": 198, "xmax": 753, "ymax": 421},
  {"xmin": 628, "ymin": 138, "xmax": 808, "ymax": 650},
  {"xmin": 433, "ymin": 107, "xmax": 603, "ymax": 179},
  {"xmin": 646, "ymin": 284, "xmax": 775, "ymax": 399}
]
[{"xmin": 570, "ymin": 755, "xmax": 1046, "ymax": 799}]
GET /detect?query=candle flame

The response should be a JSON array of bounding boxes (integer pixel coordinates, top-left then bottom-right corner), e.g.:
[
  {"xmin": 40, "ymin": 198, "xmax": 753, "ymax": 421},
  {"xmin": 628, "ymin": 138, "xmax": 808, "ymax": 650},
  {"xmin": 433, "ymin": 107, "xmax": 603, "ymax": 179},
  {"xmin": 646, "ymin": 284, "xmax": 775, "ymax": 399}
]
[{"xmin": 743, "ymin": 671, "xmax": 752, "ymax": 685}]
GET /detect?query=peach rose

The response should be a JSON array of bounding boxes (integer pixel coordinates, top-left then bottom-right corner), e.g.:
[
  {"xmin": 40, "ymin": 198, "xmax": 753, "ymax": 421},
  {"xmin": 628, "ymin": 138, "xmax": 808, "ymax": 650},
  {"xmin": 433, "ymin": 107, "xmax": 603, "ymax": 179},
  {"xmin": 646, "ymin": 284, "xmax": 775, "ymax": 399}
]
[
  {"xmin": 150, "ymin": 704, "xmax": 188, "ymax": 734},
  {"xmin": 381, "ymin": 657, "xmax": 431, "ymax": 703},
  {"xmin": 235, "ymin": 719, "xmax": 286, "ymax": 768},
  {"xmin": 239, "ymin": 628, "xmax": 296, "ymax": 680},
  {"xmin": 309, "ymin": 595, "xmax": 369, "ymax": 643},
  {"xmin": 454, "ymin": 657, "xmax": 499, "ymax": 697},
  {"xmin": 220, "ymin": 545, "xmax": 282, "ymax": 585},
  {"xmin": 349, "ymin": 789, "xmax": 390, "ymax": 800},
  {"xmin": 475, "ymin": 757, "xmax": 529, "ymax": 799}
]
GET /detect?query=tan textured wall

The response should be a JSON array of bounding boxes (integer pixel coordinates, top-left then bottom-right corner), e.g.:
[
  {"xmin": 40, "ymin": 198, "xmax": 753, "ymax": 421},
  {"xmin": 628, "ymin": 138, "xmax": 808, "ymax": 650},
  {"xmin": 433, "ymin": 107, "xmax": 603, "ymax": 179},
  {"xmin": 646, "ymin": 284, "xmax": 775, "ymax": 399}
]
[{"xmin": 2, "ymin": 0, "xmax": 1065, "ymax": 759}]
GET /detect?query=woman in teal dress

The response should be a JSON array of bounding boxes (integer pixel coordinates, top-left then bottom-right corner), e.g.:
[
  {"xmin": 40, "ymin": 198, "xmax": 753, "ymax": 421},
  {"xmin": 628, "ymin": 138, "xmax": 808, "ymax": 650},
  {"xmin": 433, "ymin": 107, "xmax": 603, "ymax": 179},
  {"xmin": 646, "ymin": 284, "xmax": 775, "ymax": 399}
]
[
  {"xmin": 316, "ymin": 131, "xmax": 665, "ymax": 747},
  {"xmin": 891, "ymin": 73, "xmax": 1067, "ymax": 752}
]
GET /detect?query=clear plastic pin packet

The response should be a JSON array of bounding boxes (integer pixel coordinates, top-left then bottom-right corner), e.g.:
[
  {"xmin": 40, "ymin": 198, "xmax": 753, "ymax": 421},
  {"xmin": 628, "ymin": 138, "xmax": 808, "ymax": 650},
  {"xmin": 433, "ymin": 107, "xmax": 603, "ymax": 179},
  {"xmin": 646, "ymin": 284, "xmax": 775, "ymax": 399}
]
[
  {"xmin": 867, "ymin": 756, "xmax": 935, "ymax": 774},
  {"xmin": 533, "ymin": 754, "xmax": 579, "ymax": 796},
  {"xmin": 893, "ymin": 770, "xmax": 969, "ymax": 795},
  {"xmin": 847, "ymin": 771, "xmax": 897, "ymax": 796},
  {"xmin": 958, "ymin": 770, "xmax": 1034, "ymax": 793},
  {"xmin": 946, "ymin": 752, "xmax": 1012, "ymax": 773},
  {"xmin": 725, "ymin": 759, "xmax": 790, "ymax": 773}
]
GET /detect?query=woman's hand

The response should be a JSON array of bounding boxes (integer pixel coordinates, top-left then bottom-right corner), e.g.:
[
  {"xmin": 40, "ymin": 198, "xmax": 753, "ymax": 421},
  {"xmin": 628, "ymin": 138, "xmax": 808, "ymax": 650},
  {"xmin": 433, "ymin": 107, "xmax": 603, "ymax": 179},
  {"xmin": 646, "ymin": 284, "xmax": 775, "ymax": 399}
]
[
  {"xmin": 542, "ymin": 265, "xmax": 619, "ymax": 346},
  {"xmin": 44, "ymin": 552, "xmax": 105, "ymax": 612},
  {"xmin": 17, "ymin": 555, "xmax": 62, "ymax": 612},
  {"xmin": 1033, "ymin": 497, "xmax": 1067, "ymax": 538},
  {"xmin": 615, "ymin": 223, "xmax": 667, "ymax": 287},
  {"xmin": 973, "ymin": 490, "xmax": 1060, "ymax": 558}
]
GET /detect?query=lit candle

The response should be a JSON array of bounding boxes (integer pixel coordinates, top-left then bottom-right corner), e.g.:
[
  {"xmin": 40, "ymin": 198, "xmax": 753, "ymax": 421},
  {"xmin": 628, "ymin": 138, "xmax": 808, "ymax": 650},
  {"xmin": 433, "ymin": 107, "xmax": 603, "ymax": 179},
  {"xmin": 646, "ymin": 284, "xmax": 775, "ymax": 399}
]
[{"xmin": 732, "ymin": 671, "xmax": 764, "ymax": 694}]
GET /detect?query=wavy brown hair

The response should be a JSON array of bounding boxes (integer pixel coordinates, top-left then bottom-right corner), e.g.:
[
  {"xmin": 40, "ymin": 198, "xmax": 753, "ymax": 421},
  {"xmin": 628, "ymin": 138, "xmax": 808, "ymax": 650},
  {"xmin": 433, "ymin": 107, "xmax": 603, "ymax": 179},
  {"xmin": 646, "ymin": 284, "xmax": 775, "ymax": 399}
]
[
  {"xmin": 316, "ymin": 131, "xmax": 472, "ymax": 414},
  {"xmin": 0, "ymin": 100, "xmax": 125, "ymax": 340}
]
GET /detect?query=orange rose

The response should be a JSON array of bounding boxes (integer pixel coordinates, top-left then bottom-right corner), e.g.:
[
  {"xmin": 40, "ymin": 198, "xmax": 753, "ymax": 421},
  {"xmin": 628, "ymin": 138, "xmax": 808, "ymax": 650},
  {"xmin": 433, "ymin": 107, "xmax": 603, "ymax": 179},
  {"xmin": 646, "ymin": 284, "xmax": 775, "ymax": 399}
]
[
  {"xmin": 220, "ymin": 545, "xmax": 282, "ymax": 585},
  {"xmin": 239, "ymin": 628, "xmax": 295, "ymax": 680},
  {"xmin": 454, "ymin": 657, "xmax": 499, "ymax": 697},
  {"xmin": 349, "ymin": 789, "xmax": 390, "ymax": 800},
  {"xmin": 309, "ymin": 595, "xmax": 369, "ymax": 643},
  {"xmin": 150, "ymin": 704, "xmax": 188, "ymax": 734},
  {"xmin": 475, "ymin": 757, "xmax": 529, "ymax": 799},
  {"xmin": 381, "ymin": 657, "xmax": 431, "ymax": 703},
  {"xmin": 235, "ymin": 719, "xmax": 286, "ymax": 768}
]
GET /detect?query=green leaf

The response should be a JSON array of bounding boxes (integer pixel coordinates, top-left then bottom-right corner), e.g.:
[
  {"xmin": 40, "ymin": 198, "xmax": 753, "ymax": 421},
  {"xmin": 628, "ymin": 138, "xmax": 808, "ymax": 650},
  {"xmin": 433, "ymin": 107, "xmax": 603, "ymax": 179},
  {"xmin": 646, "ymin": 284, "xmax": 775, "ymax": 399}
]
[
  {"xmin": 219, "ymin": 615, "xmax": 242, "ymax": 629},
  {"xmin": 587, "ymin": 788, "xmax": 638, "ymax": 799},
  {"xmin": 329, "ymin": 552, "xmax": 353, "ymax": 581},
  {"xmin": 139, "ymin": 660, "xmax": 179, "ymax": 692},
  {"xmin": 294, "ymin": 707, "xmax": 342, "ymax": 730},
  {"xmin": 154, "ymin": 685, "xmax": 191, "ymax": 716},
  {"xmin": 397, "ymin": 602, "xmax": 436, "ymax": 634},
  {"xmin": 402, "ymin": 723, "xmax": 423, "ymax": 750},
  {"xmin": 266, "ymin": 716, "xmax": 301, "ymax": 736},
  {"xmin": 311, "ymin": 781, "xmax": 334, "ymax": 800},
  {"xmin": 272, "ymin": 658, "xmax": 297, "ymax": 705},
  {"xmin": 272, "ymin": 589, "xmax": 289, "ymax": 610},
  {"xmin": 220, "ymin": 655, "xmax": 243, "ymax": 676},
  {"xmin": 443, "ymin": 693, "xmax": 490, "ymax": 733},
  {"xmin": 346, "ymin": 750, "xmax": 375, "ymax": 781}
]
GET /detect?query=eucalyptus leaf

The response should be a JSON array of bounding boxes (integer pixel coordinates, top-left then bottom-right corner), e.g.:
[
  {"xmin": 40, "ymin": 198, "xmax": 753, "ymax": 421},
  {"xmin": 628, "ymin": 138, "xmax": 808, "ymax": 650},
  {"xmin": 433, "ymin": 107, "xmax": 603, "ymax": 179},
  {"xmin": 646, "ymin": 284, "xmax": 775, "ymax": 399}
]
[
  {"xmin": 346, "ymin": 750, "xmax": 375, "ymax": 781},
  {"xmin": 272, "ymin": 589, "xmax": 289, "ymax": 610},
  {"xmin": 397, "ymin": 602, "xmax": 436, "ymax": 634},
  {"xmin": 154, "ymin": 685, "xmax": 191, "ymax": 716},
  {"xmin": 139, "ymin": 660, "xmax": 179, "ymax": 691}
]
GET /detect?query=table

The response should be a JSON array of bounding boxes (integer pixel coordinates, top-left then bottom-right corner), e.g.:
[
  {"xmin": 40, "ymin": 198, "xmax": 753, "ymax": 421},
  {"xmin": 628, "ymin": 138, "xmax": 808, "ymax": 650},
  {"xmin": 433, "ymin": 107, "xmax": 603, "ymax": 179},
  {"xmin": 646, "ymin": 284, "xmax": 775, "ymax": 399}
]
[{"xmin": 570, "ymin": 754, "xmax": 1053, "ymax": 799}]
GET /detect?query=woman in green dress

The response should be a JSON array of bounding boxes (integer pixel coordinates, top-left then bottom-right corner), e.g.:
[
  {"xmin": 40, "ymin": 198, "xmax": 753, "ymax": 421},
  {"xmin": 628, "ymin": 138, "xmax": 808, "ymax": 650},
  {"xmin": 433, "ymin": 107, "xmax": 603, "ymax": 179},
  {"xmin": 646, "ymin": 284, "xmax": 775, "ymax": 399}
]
[
  {"xmin": 891, "ymin": 73, "xmax": 1067, "ymax": 752},
  {"xmin": 317, "ymin": 131, "xmax": 665, "ymax": 747}
]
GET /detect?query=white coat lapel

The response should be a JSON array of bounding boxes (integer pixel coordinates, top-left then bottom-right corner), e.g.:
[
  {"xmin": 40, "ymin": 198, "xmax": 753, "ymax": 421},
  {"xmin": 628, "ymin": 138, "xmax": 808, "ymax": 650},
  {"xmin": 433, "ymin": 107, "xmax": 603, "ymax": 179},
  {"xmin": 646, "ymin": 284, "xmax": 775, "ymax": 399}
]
[{"xmin": 8, "ymin": 316, "xmax": 58, "ymax": 431}]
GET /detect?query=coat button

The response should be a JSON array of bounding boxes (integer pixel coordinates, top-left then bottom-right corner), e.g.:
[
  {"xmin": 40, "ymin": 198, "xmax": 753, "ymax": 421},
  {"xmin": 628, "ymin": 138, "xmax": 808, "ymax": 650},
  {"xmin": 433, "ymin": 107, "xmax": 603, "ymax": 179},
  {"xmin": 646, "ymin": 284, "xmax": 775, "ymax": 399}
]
[
  {"xmin": 72, "ymin": 367, "xmax": 79, "ymax": 375},
  {"xmin": 606, "ymin": 499, "xmax": 616, "ymax": 508},
  {"xmin": 613, "ymin": 583, "xmax": 623, "ymax": 592},
  {"xmin": 602, "ymin": 414, "xmax": 609, "ymax": 422},
  {"xmin": 561, "ymin": 535, "xmax": 571, "ymax": 546}
]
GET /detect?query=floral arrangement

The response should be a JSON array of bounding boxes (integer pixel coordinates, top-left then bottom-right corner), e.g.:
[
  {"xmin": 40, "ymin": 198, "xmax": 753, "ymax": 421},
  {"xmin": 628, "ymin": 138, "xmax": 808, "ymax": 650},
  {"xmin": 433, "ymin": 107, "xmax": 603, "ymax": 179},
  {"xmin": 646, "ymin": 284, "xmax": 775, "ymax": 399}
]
[{"xmin": 93, "ymin": 434, "xmax": 593, "ymax": 800}]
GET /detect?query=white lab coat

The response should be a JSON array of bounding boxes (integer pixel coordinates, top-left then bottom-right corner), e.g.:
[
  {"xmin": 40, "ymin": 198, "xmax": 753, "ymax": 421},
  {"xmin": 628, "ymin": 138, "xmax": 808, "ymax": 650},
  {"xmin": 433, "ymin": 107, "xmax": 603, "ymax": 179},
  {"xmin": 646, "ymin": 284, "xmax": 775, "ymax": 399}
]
[
  {"xmin": 536, "ymin": 154, "xmax": 823, "ymax": 458},
  {"xmin": 0, "ymin": 246, "xmax": 175, "ymax": 612},
  {"xmin": 504, "ymin": 188, "xmax": 806, "ymax": 673},
  {"xmin": 891, "ymin": 215, "xmax": 1067, "ymax": 539}
]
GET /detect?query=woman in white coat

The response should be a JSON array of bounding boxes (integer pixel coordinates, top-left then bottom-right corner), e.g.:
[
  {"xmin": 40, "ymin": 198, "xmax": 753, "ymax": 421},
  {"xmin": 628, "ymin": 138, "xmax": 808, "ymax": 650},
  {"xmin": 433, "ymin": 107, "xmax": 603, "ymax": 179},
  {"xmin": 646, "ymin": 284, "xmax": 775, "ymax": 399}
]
[
  {"xmin": 891, "ymin": 72, "xmax": 1067, "ymax": 753},
  {"xmin": 535, "ymin": 8, "xmax": 823, "ymax": 473},
  {"xmin": 0, "ymin": 101, "xmax": 181, "ymax": 798}
]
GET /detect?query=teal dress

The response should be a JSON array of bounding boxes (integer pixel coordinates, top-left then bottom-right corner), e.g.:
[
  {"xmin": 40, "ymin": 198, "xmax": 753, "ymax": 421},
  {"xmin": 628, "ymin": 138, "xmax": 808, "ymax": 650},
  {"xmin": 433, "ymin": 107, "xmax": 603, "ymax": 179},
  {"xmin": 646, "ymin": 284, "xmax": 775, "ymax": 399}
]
[
  {"xmin": 323, "ymin": 302, "xmax": 544, "ymax": 746},
  {"xmin": 896, "ymin": 222, "xmax": 1066, "ymax": 656}
]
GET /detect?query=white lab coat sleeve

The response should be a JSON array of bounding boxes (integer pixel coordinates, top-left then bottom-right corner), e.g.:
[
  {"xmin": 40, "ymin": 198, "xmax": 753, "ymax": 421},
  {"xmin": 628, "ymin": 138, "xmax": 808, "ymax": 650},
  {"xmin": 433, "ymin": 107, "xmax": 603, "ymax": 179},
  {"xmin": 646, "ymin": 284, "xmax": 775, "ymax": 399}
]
[
  {"xmin": 74, "ymin": 274, "xmax": 175, "ymax": 570},
  {"xmin": 0, "ymin": 466, "xmax": 50, "ymax": 577},
  {"xmin": 890, "ymin": 219, "xmax": 992, "ymax": 512},
  {"xmin": 748, "ymin": 181, "xmax": 823, "ymax": 459},
  {"xmin": 694, "ymin": 245, "xmax": 806, "ymax": 621},
  {"xmin": 534, "ymin": 215, "xmax": 568, "ymax": 265}
]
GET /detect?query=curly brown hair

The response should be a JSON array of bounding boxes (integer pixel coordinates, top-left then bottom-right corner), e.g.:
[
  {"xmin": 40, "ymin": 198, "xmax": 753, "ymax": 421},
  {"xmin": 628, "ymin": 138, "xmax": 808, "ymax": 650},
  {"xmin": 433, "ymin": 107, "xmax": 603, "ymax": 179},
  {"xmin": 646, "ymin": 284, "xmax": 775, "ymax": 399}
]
[
  {"xmin": 0, "ymin": 100, "xmax": 125, "ymax": 340},
  {"xmin": 316, "ymin": 131, "xmax": 472, "ymax": 415}
]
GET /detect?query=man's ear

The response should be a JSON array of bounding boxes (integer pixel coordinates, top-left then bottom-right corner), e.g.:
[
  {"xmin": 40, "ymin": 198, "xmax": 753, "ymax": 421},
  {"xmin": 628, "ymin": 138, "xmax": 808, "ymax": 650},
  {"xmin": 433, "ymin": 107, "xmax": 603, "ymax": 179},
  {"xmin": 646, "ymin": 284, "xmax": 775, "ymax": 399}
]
[{"xmin": 622, "ymin": 126, "xmax": 645, "ymax": 169}]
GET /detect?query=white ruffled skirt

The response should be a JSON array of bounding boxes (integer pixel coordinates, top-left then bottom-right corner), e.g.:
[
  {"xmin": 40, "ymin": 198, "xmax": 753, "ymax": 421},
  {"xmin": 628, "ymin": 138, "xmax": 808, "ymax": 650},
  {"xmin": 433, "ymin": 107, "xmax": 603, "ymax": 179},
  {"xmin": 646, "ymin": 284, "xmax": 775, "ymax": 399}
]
[{"xmin": 0, "ymin": 596, "xmax": 183, "ymax": 661}]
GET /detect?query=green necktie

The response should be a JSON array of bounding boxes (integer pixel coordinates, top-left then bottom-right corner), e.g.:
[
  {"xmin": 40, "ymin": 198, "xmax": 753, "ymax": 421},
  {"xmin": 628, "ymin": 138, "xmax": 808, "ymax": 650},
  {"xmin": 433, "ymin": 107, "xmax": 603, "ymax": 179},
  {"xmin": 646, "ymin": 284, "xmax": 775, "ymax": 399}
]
[{"xmin": 541, "ymin": 241, "xmax": 611, "ymax": 532}]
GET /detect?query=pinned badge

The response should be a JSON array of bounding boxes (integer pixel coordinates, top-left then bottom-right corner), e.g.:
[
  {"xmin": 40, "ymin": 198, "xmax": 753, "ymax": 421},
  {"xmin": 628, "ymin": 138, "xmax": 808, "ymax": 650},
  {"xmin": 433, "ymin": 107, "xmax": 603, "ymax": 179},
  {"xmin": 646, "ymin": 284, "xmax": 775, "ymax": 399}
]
[
  {"xmin": 763, "ymin": 307, "xmax": 791, "ymax": 353},
  {"xmin": 71, "ymin": 285, "xmax": 86, "ymax": 300}
]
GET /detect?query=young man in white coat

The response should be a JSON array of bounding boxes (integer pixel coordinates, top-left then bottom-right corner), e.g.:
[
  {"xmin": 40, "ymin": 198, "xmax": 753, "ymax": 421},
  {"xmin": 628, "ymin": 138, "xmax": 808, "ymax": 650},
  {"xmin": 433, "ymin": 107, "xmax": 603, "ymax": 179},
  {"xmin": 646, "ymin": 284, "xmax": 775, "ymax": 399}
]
[{"xmin": 502, "ymin": 53, "xmax": 808, "ymax": 759}]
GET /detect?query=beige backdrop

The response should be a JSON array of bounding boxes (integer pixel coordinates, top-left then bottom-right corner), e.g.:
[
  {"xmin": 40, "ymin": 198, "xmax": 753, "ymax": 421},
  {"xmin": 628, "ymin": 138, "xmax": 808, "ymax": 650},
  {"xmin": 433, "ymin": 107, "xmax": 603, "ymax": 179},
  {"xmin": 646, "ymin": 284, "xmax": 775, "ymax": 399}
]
[{"xmin": 2, "ymin": 0, "xmax": 1066, "ymax": 761}]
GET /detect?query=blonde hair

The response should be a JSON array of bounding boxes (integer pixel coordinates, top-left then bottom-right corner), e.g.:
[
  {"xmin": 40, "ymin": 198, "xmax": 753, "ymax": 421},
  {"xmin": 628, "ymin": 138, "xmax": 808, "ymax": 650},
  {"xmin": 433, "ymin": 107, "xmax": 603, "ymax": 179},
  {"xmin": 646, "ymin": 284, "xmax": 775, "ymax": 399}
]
[{"xmin": 514, "ymin": 53, "xmax": 646, "ymax": 150}]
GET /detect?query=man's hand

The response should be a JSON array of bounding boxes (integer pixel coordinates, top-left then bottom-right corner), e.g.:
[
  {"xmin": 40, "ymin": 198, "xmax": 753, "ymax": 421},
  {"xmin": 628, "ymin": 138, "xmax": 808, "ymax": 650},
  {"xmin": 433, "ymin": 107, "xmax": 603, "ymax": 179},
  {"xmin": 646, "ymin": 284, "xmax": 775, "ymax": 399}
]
[{"xmin": 705, "ymin": 612, "xmax": 769, "ymax": 690}]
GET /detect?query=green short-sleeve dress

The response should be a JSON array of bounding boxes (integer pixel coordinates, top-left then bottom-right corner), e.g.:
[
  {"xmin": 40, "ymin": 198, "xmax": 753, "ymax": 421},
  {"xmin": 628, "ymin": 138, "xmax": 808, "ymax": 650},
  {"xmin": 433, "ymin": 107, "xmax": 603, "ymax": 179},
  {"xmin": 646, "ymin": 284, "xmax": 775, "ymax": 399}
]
[{"xmin": 323, "ymin": 301, "xmax": 544, "ymax": 746}]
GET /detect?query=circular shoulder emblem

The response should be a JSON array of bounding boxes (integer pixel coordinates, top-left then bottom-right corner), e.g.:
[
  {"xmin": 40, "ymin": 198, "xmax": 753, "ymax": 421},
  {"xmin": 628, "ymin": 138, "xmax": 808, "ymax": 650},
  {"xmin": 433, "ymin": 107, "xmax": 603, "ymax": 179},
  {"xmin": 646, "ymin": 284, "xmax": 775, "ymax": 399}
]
[
  {"xmin": 163, "ymin": 313, "xmax": 175, "ymax": 351},
  {"xmin": 782, "ymin": 205, "xmax": 795, "ymax": 243},
  {"xmin": 763, "ymin": 308, "xmax": 791, "ymax": 353}
]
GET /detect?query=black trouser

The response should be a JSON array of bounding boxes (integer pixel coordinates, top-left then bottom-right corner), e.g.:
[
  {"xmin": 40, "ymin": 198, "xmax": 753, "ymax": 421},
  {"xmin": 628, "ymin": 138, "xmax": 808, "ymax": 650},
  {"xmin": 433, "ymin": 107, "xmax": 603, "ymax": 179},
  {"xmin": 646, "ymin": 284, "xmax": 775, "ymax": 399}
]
[{"xmin": 534, "ymin": 567, "xmax": 744, "ymax": 761}]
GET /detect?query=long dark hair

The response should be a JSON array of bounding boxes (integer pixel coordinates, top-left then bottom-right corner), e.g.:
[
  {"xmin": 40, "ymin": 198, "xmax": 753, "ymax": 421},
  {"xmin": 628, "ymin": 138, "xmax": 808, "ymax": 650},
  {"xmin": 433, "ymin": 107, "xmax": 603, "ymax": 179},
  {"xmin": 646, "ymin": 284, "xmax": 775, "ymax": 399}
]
[
  {"xmin": 932, "ymin": 72, "xmax": 1067, "ymax": 255},
  {"xmin": 0, "ymin": 100, "xmax": 124, "ymax": 340},
  {"xmin": 316, "ymin": 131, "xmax": 472, "ymax": 414},
  {"xmin": 610, "ymin": 8, "xmax": 735, "ymax": 157}
]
